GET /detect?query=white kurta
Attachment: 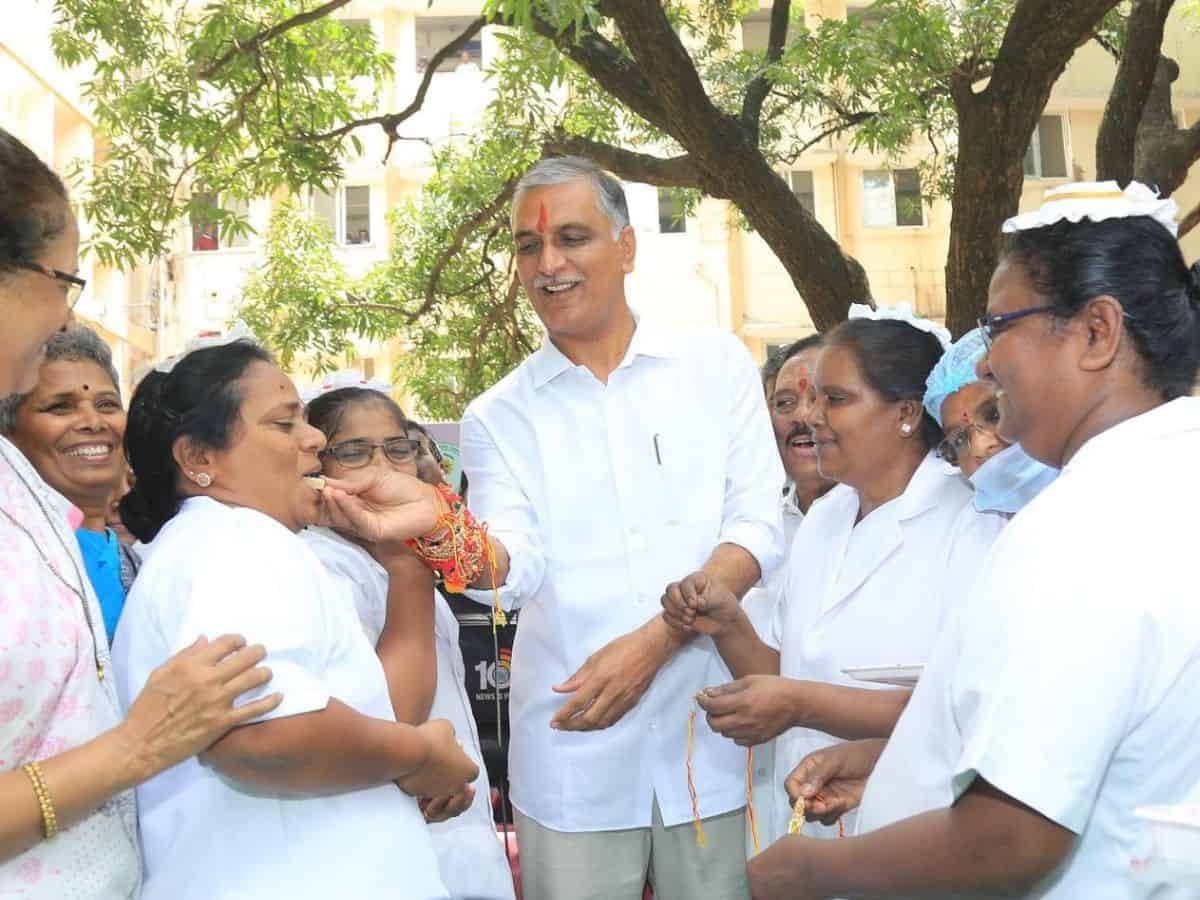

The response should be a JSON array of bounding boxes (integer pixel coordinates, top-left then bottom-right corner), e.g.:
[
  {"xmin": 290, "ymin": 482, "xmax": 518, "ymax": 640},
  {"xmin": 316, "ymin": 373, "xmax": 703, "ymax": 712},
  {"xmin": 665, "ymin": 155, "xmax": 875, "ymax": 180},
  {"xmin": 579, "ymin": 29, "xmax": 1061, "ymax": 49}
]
[
  {"xmin": 856, "ymin": 398, "xmax": 1200, "ymax": 899},
  {"xmin": 461, "ymin": 322, "xmax": 785, "ymax": 831},
  {"xmin": 302, "ymin": 526, "xmax": 515, "ymax": 900},
  {"xmin": 112, "ymin": 498, "xmax": 448, "ymax": 900},
  {"xmin": 769, "ymin": 452, "xmax": 1004, "ymax": 843}
]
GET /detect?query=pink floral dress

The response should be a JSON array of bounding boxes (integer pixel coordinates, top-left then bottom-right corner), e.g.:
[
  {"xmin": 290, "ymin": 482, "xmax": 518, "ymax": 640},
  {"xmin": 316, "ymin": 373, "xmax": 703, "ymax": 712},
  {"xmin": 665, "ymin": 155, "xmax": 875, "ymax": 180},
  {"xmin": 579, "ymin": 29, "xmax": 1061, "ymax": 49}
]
[{"xmin": 0, "ymin": 436, "xmax": 140, "ymax": 898}]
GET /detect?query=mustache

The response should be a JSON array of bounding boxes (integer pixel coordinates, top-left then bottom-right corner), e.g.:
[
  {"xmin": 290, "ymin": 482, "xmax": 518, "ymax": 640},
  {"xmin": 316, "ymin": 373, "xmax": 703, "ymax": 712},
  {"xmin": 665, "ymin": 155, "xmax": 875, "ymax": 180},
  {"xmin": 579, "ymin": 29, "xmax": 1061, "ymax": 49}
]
[
  {"xmin": 533, "ymin": 275, "xmax": 583, "ymax": 290},
  {"xmin": 785, "ymin": 423, "xmax": 815, "ymax": 443}
]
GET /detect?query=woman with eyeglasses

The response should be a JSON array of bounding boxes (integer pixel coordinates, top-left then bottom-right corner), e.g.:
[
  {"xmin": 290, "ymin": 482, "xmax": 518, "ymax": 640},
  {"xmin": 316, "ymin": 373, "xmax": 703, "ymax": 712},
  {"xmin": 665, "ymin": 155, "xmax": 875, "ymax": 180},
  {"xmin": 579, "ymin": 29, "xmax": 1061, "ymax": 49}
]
[
  {"xmin": 747, "ymin": 182, "xmax": 1200, "ymax": 900},
  {"xmin": 664, "ymin": 310, "xmax": 1005, "ymax": 846},
  {"xmin": 924, "ymin": 328, "xmax": 1008, "ymax": 478},
  {"xmin": 302, "ymin": 386, "xmax": 516, "ymax": 900},
  {"xmin": 0, "ymin": 128, "xmax": 288, "ymax": 897}
]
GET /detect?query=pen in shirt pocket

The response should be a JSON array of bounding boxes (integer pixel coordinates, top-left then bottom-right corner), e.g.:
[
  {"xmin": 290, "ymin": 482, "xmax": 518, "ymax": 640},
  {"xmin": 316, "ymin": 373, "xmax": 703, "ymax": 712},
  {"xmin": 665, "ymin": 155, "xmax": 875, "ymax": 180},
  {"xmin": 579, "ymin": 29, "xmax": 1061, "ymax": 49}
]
[{"xmin": 653, "ymin": 433, "xmax": 663, "ymax": 465}]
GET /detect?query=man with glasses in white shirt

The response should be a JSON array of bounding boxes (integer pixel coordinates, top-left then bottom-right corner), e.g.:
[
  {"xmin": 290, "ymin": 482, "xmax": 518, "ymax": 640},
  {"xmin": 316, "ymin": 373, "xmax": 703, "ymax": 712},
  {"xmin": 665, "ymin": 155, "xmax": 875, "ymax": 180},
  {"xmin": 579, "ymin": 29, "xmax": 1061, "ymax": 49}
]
[{"xmin": 459, "ymin": 156, "xmax": 784, "ymax": 900}]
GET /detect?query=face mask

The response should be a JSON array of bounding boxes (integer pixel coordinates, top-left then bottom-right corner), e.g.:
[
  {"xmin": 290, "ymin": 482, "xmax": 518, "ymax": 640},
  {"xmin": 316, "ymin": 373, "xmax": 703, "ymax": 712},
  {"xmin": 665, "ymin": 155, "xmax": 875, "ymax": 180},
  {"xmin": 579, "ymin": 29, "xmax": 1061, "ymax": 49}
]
[{"xmin": 969, "ymin": 443, "xmax": 1059, "ymax": 515}]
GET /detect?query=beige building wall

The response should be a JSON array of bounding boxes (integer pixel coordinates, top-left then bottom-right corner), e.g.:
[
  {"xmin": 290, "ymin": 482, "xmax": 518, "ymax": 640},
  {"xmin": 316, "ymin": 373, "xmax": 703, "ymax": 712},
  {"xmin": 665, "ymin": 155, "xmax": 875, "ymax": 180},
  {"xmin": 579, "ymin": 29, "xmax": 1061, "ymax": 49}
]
[
  {"xmin": 6, "ymin": 0, "xmax": 1200, "ymax": 406},
  {"xmin": 2, "ymin": 4, "xmax": 159, "ymax": 392}
]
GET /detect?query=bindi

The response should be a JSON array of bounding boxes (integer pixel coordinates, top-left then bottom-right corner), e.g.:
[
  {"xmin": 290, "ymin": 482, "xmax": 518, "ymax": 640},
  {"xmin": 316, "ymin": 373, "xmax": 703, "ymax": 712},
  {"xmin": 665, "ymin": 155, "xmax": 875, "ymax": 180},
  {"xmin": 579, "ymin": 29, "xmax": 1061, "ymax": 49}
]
[
  {"xmin": 536, "ymin": 202, "xmax": 548, "ymax": 234},
  {"xmin": 82, "ymin": 384, "xmax": 90, "ymax": 392}
]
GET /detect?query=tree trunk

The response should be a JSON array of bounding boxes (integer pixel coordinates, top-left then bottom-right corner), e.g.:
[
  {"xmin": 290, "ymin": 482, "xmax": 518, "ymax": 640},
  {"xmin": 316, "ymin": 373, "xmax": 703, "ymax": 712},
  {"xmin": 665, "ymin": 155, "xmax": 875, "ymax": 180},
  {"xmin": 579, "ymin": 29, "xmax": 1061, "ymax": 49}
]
[
  {"xmin": 1133, "ymin": 58, "xmax": 1200, "ymax": 195},
  {"xmin": 944, "ymin": 101, "xmax": 1027, "ymax": 337},
  {"xmin": 547, "ymin": 0, "xmax": 872, "ymax": 331},
  {"xmin": 1095, "ymin": 0, "xmax": 1176, "ymax": 185},
  {"xmin": 692, "ymin": 128, "xmax": 871, "ymax": 332},
  {"xmin": 943, "ymin": 0, "xmax": 1123, "ymax": 336}
]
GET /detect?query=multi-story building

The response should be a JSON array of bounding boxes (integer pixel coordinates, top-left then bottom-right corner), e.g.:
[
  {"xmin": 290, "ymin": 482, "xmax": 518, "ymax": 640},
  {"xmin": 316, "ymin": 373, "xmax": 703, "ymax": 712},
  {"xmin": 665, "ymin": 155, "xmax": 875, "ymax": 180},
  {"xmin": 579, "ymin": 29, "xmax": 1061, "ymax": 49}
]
[
  {"xmin": 2, "ymin": 1, "xmax": 161, "ymax": 388},
  {"xmin": 5, "ymin": 0, "xmax": 1199, "ymax": 405}
]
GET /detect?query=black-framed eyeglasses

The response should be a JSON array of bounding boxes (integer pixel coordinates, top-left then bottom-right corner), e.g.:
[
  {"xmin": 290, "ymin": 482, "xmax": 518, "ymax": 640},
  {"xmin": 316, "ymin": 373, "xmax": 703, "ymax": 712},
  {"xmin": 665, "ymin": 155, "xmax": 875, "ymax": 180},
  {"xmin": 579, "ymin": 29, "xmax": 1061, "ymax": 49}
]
[
  {"xmin": 18, "ymin": 261, "xmax": 87, "ymax": 309},
  {"xmin": 977, "ymin": 304, "xmax": 1059, "ymax": 349},
  {"xmin": 935, "ymin": 397, "xmax": 1003, "ymax": 466},
  {"xmin": 320, "ymin": 437, "xmax": 421, "ymax": 469}
]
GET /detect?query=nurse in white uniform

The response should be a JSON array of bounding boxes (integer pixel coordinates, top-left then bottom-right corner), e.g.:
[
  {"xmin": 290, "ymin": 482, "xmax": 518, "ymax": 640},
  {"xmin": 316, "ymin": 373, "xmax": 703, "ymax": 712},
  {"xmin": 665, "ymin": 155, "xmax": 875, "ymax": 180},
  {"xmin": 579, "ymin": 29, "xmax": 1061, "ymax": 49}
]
[
  {"xmin": 746, "ymin": 181, "xmax": 1200, "ymax": 900},
  {"xmin": 111, "ymin": 338, "xmax": 478, "ymax": 900},
  {"xmin": 780, "ymin": 325, "xmax": 1059, "ymax": 827},
  {"xmin": 302, "ymin": 383, "xmax": 516, "ymax": 900},
  {"xmin": 665, "ymin": 308, "xmax": 1004, "ymax": 846}
]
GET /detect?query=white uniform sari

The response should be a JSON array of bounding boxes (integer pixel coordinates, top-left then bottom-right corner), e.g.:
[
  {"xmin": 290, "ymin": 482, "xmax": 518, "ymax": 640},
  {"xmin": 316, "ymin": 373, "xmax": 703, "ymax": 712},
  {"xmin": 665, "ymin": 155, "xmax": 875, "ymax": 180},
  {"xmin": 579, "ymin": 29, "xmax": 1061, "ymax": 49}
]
[
  {"xmin": 303, "ymin": 526, "xmax": 515, "ymax": 900},
  {"xmin": 113, "ymin": 498, "xmax": 448, "ymax": 900}
]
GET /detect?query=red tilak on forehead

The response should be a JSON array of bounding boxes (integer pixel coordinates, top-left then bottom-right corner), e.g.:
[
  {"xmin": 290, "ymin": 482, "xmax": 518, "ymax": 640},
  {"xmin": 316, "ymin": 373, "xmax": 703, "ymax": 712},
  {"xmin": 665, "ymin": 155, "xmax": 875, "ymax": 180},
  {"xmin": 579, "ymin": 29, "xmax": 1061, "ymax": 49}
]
[{"xmin": 536, "ymin": 202, "xmax": 548, "ymax": 234}]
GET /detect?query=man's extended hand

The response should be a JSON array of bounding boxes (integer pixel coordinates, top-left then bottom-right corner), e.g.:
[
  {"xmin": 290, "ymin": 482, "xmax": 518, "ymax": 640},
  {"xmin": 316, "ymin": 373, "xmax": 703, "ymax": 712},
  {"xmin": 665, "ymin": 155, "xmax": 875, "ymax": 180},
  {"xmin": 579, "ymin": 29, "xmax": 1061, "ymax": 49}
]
[
  {"xmin": 697, "ymin": 674, "xmax": 798, "ymax": 746},
  {"xmin": 319, "ymin": 471, "xmax": 442, "ymax": 547},
  {"xmin": 550, "ymin": 622, "xmax": 675, "ymax": 731}
]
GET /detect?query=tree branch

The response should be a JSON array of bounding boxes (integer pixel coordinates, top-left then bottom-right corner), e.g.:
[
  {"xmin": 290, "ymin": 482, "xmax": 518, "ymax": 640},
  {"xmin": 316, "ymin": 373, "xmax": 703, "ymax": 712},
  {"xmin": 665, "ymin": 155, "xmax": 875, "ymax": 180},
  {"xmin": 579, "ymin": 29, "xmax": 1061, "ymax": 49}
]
[
  {"xmin": 741, "ymin": 0, "xmax": 791, "ymax": 134},
  {"xmin": 1179, "ymin": 199, "xmax": 1200, "ymax": 239},
  {"xmin": 602, "ymin": 2, "xmax": 731, "ymax": 149},
  {"xmin": 1096, "ymin": 0, "xmax": 1176, "ymax": 184},
  {"xmin": 542, "ymin": 133, "xmax": 702, "ymax": 188},
  {"xmin": 299, "ymin": 17, "xmax": 486, "ymax": 157},
  {"xmin": 525, "ymin": 12, "xmax": 671, "ymax": 135},
  {"xmin": 198, "ymin": 0, "xmax": 353, "ymax": 81},
  {"xmin": 986, "ymin": 0, "xmax": 1123, "ymax": 120},
  {"xmin": 784, "ymin": 111, "xmax": 876, "ymax": 159},
  {"xmin": 416, "ymin": 177, "xmax": 518, "ymax": 325},
  {"xmin": 1091, "ymin": 29, "xmax": 1121, "ymax": 58}
]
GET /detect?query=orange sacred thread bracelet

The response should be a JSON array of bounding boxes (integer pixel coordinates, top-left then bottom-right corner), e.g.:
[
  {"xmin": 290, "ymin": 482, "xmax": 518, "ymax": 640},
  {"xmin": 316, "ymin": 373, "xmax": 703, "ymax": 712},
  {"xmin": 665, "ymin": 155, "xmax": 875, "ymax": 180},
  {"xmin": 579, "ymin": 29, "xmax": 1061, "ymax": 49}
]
[{"xmin": 406, "ymin": 482, "xmax": 506, "ymax": 626}]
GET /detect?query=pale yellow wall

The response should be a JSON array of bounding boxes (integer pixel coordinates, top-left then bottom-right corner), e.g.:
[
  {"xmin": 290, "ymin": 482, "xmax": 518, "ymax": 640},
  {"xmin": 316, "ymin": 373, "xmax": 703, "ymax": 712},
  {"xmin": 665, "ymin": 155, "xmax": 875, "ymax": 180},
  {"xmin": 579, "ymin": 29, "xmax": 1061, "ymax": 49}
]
[
  {"xmin": 1, "ymin": 9, "xmax": 156, "ymax": 393},
  {"xmin": 8, "ymin": 0, "xmax": 1200, "ymax": 396}
]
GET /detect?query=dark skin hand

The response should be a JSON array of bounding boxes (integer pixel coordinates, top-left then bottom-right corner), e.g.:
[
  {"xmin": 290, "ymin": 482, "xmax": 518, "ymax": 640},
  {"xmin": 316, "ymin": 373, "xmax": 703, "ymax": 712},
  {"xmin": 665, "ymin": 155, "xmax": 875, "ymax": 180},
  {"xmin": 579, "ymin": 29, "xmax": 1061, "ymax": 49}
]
[
  {"xmin": 784, "ymin": 738, "xmax": 887, "ymax": 826},
  {"xmin": 418, "ymin": 784, "xmax": 477, "ymax": 823},
  {"xmin": 747, "ymin": 778, "xmax": 1075, "ymax": 900}
]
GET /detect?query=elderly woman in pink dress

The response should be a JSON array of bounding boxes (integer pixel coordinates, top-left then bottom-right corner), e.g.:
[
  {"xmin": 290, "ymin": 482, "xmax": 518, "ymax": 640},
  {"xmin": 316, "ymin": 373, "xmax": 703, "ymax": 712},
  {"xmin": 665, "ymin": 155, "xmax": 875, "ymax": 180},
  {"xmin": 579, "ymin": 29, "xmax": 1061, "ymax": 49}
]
[{"xmin": 0, "ymin": 127, "xmax": 282, "ymax": 898}]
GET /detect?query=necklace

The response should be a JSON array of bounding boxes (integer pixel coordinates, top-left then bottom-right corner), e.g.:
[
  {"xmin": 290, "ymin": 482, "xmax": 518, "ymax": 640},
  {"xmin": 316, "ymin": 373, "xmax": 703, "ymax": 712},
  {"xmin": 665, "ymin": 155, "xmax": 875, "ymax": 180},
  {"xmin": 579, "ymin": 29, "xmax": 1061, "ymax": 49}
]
[{"xmin": 0, "ymin": 448, "xmax": 105, "ymax": 681}]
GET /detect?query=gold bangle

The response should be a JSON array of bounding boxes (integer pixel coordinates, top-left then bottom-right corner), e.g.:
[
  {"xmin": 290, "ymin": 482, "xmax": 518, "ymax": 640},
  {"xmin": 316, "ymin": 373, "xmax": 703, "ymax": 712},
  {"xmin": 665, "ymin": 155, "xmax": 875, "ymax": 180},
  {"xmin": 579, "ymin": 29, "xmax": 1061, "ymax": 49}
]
[{"xmin": 22, "ymin": 762, "xmax": 58, "ymax": 840}]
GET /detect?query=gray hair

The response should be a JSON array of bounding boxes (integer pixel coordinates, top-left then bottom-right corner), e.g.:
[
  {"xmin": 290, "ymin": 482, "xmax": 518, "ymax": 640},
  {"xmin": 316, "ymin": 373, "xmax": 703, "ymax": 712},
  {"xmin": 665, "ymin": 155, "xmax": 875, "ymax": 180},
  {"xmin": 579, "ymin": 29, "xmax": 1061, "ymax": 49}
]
[
  {"xmin": 511, "ymin": 156, "xmax": 631, "ymax": 239},
  {"xmin": 0, "ymin": 325, "xmax": 120, "ymax": 435}
]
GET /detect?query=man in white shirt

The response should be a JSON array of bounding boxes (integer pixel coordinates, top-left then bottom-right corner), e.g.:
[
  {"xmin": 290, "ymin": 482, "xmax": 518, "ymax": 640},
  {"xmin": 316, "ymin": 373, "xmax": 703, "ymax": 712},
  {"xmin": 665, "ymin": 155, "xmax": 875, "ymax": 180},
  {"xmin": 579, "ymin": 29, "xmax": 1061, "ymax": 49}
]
[
  {"xmin": 742, "ymin": 336, "xmax": 834, "ymax": 853},
  {"xmin": 460, "ymin": 156, "xmax": 784, "ymax": 900}
]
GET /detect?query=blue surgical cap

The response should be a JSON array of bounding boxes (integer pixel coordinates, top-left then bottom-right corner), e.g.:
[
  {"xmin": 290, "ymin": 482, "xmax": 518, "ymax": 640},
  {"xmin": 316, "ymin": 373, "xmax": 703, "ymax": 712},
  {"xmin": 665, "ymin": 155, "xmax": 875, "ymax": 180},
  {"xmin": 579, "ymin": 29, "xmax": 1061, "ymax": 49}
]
[{"xmin": 923, "ymin": 327, "xmax": 988, "ymax": 426}]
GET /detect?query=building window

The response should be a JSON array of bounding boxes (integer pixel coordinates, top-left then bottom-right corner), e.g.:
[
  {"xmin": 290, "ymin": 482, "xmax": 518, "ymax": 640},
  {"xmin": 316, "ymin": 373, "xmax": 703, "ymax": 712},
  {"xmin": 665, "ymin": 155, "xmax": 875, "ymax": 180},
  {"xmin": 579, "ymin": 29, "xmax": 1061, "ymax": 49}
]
[
  {"xmin": 190, "ymin": 192, "xmax": 251, "ymax": 251},
  {"xmin": 415, "ymin": 16, "xmax": 482, "ymax": 73},
  {"xmin": 790, "ymin": 171, "xmax": 816, "ymax": 217},
  {"xmin": 313, "ymin": 185, "xmax": 372, "ymax": 245},
  {"xmin": 1024, "ymin": 115, "xmax": 1068, "ymax": 179},
  {"xmin": 862, "ymin": 169, "xmax": 924, "ymax": 228},
  {"xmin": 657, "ymin": 188, "xmax": 687, "ymax": 233}
]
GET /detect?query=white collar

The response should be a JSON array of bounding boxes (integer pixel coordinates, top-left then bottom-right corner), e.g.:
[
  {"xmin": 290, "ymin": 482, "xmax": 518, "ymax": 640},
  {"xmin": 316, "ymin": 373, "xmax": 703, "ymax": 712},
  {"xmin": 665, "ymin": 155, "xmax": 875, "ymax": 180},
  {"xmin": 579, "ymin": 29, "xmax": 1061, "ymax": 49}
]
[
  {"xmin": 1064, "ymin": 398, "xmax": 1200, "ymax": 475},
  {"xmin": 528, "ymin": 312, "xmax": 676, "ymax": 389}
]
